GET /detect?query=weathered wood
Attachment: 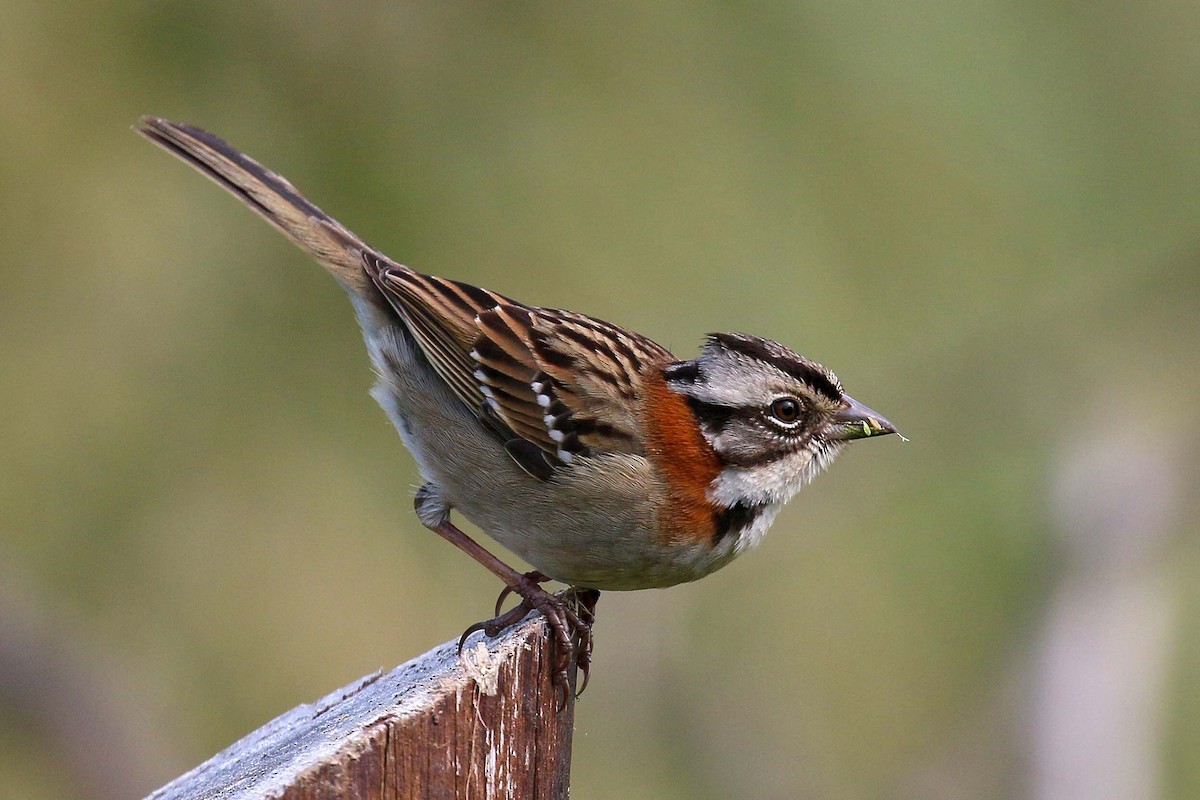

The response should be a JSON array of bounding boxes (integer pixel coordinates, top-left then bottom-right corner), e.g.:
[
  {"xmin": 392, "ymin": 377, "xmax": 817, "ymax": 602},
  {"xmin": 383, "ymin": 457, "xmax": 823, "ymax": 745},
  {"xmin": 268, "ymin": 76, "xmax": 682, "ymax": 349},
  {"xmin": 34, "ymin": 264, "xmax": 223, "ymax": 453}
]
[{"xmin": 147, "ymin": 613, "xmax": 574, "ymax": 799}]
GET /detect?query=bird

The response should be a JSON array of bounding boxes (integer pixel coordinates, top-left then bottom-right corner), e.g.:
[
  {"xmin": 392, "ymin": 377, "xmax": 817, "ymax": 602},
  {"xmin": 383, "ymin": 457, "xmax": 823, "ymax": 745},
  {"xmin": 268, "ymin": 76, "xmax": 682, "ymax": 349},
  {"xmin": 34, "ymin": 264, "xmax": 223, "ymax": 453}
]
[{"xmin": 137, "ymin": 116, "xmax": 899, "ymax": 696}]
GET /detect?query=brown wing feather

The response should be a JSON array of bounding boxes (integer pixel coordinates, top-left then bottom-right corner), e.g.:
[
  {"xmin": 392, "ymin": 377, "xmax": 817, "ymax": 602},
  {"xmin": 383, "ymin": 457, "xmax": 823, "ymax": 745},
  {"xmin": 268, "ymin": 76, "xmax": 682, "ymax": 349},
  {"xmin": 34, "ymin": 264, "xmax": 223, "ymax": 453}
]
[
  {"xmin": 368, "ymin": 256, "xmax": 515, "ymax": 413},
  {"xmin": 367, "ymin": 257, "xmax": 675, "ymax": 471},
  {"xmin": 476, "ymin": 306, "xmax": 674, "ymax": 460}
]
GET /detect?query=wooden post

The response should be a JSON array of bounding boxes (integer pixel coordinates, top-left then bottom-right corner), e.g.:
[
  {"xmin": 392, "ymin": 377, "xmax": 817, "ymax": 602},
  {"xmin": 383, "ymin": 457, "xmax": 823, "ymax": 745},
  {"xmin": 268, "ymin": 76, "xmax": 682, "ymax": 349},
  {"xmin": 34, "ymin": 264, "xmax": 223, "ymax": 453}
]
[{"xmin": 146, "ymin": 613, "xmax": 575, "ymax": 799}]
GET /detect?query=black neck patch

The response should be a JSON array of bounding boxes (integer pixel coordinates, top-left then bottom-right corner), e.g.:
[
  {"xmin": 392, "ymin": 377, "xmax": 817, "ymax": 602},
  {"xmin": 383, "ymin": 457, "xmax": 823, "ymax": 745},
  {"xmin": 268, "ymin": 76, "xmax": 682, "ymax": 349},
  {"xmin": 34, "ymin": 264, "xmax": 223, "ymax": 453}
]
[
  {"xmin": 713, "ymin": 500, "xmax": 764, "ymax": 544},
  {"xmin": 662, "ymin": 360, "xmax": 702, "ymax": 385}
]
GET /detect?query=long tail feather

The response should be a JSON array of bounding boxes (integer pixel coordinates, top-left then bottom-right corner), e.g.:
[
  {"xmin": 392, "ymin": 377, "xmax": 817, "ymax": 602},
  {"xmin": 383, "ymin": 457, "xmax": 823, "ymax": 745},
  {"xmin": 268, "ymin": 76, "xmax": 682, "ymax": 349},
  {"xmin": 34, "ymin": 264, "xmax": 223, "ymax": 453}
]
[{"xmin": 136, "ymin": 116, "xmax": 381, "ymax": 296}]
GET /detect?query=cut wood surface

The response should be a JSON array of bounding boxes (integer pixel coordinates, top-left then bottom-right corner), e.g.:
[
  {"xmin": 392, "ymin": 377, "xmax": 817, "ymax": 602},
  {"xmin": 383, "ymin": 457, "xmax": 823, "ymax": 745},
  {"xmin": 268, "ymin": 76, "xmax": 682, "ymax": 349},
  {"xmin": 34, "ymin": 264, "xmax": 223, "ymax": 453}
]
[{"xmin": 146, "ymin": 612, "xmax": 575, "ymax": 799}]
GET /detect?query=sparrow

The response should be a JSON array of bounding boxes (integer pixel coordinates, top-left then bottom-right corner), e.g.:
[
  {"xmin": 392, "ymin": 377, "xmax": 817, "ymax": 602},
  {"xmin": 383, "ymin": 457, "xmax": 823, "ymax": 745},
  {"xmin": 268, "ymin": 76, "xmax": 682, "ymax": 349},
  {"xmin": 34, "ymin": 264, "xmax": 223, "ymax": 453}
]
[{"xmin": 137, "ymin": 117, "xmax": 899, "ymax": 695}]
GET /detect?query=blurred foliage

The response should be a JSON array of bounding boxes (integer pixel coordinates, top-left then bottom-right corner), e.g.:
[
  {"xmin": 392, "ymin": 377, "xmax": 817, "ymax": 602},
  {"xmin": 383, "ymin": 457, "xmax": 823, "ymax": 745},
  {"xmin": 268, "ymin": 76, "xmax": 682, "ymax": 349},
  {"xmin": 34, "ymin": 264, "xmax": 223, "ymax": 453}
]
[{"xmin": 1, "ymin": 2, "xmax": 1198, "ymax": 798}]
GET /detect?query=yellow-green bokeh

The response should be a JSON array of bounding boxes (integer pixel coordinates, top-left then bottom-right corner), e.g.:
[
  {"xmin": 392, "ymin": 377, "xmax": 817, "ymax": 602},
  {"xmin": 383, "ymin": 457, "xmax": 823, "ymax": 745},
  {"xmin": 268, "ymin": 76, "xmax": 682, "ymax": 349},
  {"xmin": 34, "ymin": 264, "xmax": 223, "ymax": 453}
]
[{"xmin": 2, "ymin": 3, "xmax": 1198, "ymax": 798}]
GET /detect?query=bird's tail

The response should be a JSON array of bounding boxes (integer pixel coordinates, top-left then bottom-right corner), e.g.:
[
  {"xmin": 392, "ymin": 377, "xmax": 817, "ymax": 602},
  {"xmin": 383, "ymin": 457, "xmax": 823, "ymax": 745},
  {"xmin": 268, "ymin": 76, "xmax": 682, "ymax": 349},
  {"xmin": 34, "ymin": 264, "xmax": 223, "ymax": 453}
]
[{"xmin": 136, "ymin": 116, "xmax": 380, "ymax": 296}]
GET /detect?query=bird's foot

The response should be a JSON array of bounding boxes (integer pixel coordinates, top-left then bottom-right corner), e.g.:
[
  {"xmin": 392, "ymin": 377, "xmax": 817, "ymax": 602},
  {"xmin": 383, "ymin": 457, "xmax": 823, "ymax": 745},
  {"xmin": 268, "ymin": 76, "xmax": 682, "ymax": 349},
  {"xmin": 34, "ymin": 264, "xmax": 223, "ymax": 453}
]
[{"xmin": 458, "ymin": 572, "xmax": 599, "ymax": 709}]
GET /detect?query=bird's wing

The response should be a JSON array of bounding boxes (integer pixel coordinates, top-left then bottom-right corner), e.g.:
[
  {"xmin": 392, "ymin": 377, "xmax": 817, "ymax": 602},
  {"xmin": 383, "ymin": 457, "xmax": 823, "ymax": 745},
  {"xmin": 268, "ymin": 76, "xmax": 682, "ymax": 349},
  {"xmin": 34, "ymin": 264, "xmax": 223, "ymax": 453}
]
[{"xmin": 369, "ymin": 260, "xmax": 673, "ymax": 478}]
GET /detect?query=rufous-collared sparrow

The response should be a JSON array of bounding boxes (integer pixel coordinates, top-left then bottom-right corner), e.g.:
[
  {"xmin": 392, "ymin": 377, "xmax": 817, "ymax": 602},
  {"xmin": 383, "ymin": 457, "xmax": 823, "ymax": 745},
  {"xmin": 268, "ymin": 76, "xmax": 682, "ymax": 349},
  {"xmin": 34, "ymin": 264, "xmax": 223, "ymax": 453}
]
[{"xmin": 138, "ymin": 117, "xmax": 899, "ymax": 694}]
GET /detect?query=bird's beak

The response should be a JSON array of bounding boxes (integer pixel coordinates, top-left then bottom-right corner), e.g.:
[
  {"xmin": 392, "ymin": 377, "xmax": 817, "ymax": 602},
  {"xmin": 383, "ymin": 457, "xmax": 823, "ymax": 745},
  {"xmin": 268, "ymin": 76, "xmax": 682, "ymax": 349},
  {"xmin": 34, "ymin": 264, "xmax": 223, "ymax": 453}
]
[{"xmin": 829, "ymin": 395, "xmax": 900, "ymax": 441}]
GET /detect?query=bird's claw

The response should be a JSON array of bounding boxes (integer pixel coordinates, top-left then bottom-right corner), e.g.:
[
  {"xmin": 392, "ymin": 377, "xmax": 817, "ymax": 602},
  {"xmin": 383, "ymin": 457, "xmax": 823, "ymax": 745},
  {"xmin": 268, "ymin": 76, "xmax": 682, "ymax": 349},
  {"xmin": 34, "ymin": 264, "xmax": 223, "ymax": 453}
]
[
  {"xmin": 570, "ymin": 588, "xmax": 600, "ymax": 695},
  {"xmin": 458, "ymin": 576, "xmax": 600, "ymax": 710}
]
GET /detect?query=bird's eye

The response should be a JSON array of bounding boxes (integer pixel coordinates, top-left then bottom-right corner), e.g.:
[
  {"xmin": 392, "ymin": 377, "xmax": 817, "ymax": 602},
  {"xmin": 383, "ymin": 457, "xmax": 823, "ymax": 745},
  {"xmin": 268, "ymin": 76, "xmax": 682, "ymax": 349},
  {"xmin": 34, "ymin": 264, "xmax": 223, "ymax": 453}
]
[{"xmin": 769, "ymin": 397, "xmax": 801, "ymax": 424}]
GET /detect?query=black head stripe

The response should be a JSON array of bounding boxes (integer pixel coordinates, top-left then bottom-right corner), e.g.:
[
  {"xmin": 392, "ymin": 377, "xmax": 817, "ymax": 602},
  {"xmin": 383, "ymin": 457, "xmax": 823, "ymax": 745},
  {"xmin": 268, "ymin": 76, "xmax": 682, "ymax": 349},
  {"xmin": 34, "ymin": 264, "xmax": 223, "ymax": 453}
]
[
  {"xmin": 662, "ymin": 360, "xmax": 702, "ymax": 385},
  {"xmin": 708, "ymin": 333, "xmax": 842, "ymax": 402},
  {"xmin": 685, "ymin": 396, "xmax": 736, "ymax": 435}
]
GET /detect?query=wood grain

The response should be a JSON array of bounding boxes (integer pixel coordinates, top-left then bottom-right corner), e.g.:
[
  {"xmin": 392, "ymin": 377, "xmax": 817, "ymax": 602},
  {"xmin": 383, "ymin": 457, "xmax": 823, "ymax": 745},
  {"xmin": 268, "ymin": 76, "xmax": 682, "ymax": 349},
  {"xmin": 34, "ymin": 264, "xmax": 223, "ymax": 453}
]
[{"xmin": 146, "ymin": 613, "xmax": 574, "ymax": 799}]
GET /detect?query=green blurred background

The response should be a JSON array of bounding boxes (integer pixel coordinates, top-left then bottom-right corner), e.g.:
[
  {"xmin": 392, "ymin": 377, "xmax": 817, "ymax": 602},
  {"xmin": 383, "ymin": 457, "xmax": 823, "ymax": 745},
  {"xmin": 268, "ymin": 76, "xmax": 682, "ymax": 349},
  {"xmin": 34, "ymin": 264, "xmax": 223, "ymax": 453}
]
[{"xmin": 2, "ymin": 2, "xmax": 1198, "ymax": 798}]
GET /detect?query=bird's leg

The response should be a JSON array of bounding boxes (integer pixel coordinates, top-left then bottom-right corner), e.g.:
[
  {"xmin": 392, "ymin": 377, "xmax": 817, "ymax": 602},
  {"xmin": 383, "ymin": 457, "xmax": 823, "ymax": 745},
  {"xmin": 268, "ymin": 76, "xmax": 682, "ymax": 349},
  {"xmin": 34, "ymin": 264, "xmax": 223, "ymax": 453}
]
[{"xmin": 419, "ymin": 514, "xmax": 589, "ymax": 697}]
